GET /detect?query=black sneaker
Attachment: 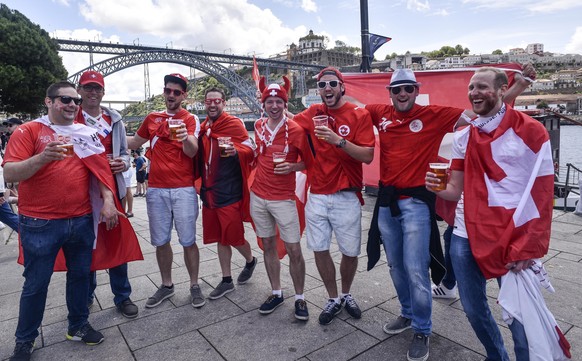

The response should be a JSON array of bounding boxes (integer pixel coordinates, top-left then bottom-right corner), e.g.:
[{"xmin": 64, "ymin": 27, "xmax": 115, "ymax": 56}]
[
  {"xmin": 10, "ymin": 341, "xmax": 34, "ymax": 361},
  {"xmin": 66, "ymin": 323, "xmax": 104, "ymax": 345},
  {"xmin": 383, "ymin": 315, "xmax": 412, "ymax": 334},
  {"xmin": 407, "ymin": 333, "xmax": 430, "ymax": 361},
  {"xmin": 294, "ymin": 299, "xmax": 309, "ymax": 321},
  {"xmin": 318, "ymin": 299, "xmax": 342, "ymax": 325},
  {"xmin": 341, "ymin": 294, "xmax": 362, "ymax": 319},
  {"xmin": 259, "ymin": 294, "xmax": 284, "ymax": 314},
  {"xmin": 237, "ymin": 257, "xmax": 257, "ymax": 284},
  {"xmin": 117, "ymin": 298, "xmax": 138, "ymax": 319}
]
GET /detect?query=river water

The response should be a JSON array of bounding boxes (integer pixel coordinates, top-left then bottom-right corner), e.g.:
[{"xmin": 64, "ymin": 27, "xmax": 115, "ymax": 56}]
[{"xmin": 560, "ymin": 125, "xmax": 582, "ymax": 169}]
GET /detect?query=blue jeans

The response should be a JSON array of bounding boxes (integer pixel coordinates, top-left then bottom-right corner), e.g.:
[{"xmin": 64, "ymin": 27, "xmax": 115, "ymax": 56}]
[
  {"xmin": 89, "ymin": 263, "xmax": 131, "ymax": 306},
  {"xmin": 15, "ymin": 214, "xmax": 94, "ymax": 342},
  {"xmin": 0, "ymin": 202, "xmax": 19, "ymax": 232},
  {"xmin": 378, "ymin": 198, "xmax": 432, "ymax": 335},
  {"xmin": 441, "ymin": 225, "xmax": 456, "ymax": 289},
  {"xmin": 451, "ymin": 234, "xmax": 530, "ymax": 361}
]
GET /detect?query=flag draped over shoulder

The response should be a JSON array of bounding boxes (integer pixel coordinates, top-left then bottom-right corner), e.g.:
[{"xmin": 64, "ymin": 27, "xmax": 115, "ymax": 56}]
[
  {"xmin": 463, "ymin": 107, "xmax": 554, "ymax": 279},
  {"xmin": 18, "ymin": 118, "xmax": 143, "ymax": 272}
]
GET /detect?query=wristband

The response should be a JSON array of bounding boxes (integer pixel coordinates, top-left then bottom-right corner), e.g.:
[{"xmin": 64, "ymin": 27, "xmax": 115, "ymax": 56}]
[{"xmin": 336, "ymin": 138, "xmax": 347, "ymax": 148}]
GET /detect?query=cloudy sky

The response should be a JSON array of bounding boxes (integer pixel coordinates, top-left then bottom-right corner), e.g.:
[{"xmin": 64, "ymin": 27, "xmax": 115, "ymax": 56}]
[{"xmin": 4, "ymin": 0, "xmax": 582, "ymax": 103}]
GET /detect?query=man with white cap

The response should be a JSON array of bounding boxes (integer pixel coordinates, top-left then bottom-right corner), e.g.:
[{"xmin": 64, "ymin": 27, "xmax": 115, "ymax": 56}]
[
  {"xmin": 363, "ymin": 67, "xmax": 534, "ymax": 361},
  {"xmin": 251, "ymin": 77, "xmax": 312, "ymax": 320}
]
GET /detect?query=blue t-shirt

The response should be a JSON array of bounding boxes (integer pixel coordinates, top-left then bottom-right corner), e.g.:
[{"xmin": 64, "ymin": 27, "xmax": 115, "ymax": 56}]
[{"xmin": 134, "ymin": 156, "xmax": 145, "ymax": 172}]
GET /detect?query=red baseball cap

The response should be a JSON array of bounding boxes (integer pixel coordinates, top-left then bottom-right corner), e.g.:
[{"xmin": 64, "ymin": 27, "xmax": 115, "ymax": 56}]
[
  {"xmin": 164, "ymin": 73, "xmax": 188, "ymax": 91},
  {"xmin": 79, "ymin": 70, "xmax": 105, "ymax": 87},
  {"xmin": 317, "ymin": 66, "xmax": 344, "ymax": 82}
]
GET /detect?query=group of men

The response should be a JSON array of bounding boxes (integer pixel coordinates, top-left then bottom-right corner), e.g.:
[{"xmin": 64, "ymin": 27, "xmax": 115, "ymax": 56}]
[{"xmin": 4, "ymin": 61, "xmax": 554, "ymax": 361}]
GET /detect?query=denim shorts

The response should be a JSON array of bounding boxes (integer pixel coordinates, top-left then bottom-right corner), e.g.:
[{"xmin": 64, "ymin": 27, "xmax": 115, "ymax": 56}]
[
  {"xmin": 146, "ymin": 187, "xmax": 198, "ymax": 247},
  {"xmin": 305, "ymin": 192, "xmax": 362, "ymax": 257},
  {"xmin": 250, "ymin": 191, "xmax": 300, "ymax": 244}
]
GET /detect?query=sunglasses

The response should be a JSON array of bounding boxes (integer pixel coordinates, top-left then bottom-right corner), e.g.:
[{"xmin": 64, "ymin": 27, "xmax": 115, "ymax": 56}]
[
  {"xmin": 163, "ymin": 87, "xmax": 184, "ymax": 97},
  {"xmin": 204, "ymin": 98, "xmax": 224, "ymax": 105},
  {"xmin": 317, "ymin": 80, "xmax": 341, "ymax": 89},
  {"xmin": 50, "ymin": 96, "xmax": 83, "ymax": 105},
  {"xmin": 81, "ymin": 85, "xmax": 104, "ymax": 93},
  {"xmin": 390, "ymin": 85, "xmax": 416, "ymax": 95}
]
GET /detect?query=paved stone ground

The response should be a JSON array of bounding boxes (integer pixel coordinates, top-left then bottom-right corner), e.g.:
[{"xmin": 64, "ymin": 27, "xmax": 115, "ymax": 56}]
[{"xmin": 1, "ymin": 193, "xmax": 580, "ymax": 361}]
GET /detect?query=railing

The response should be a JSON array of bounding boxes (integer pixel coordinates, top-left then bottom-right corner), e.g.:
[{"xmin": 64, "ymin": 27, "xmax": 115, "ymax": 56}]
[{"xmin": 557, "ymin": 163, "xmax": 581, "ymax": 212}]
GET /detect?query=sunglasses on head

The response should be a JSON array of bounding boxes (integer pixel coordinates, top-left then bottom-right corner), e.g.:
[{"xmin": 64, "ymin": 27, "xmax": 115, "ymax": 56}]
[
  {"xmin": 81, "ymin": 84, "xmax": 104, "ymax": 93},
  {"xmin": 204, "ymin": 98, "xmax": 224, "ymax": 105},
  {"xmin": 163, "ymin": 87, "xmax": 184, "ymax": 97},
  {"xmin": 390, "ymin": 85, "xmax": 416, "ymax": 95},
  {"xmin": 317, "ymin": 80, "xmax": 341, "ymax": 89},
  {"xmin": 50, "ymin": 95, "xmax": 83, "ymax": 105}
]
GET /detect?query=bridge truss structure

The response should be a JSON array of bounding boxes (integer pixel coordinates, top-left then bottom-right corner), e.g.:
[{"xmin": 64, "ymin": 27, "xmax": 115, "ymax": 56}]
[{"xmin": 57, "ymin": 39, "xmax": 325, "ymax": 116}]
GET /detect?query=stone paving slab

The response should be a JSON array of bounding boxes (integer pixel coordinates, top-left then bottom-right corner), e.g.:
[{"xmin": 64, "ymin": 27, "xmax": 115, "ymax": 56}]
[{"xmin": 1, "ymin": 193, "xmax": 580, "ymax": 361}]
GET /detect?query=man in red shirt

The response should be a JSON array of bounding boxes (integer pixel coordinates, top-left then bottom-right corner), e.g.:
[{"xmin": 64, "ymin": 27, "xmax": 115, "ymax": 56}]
[
  {"xmin": 197, "ymin": 87, "xmax": 257, "ymax": 300},
  {"xmin": 4, "ymin": 81, "xmax": 121, "ymax": 360},
  {"xmin": 292, "ymin": 67, "xmax": 375, "ymax": 325},
  {"xmin": 250, "ymin": 78, "xmax": 312, "ymax": 320},
  {"xmin": 75, "ymin": 70, "xmax": 138, "ymax": 319},
  {"xmin": 128, "ymin": 73, "xmax": 205, "ymax": 309}
]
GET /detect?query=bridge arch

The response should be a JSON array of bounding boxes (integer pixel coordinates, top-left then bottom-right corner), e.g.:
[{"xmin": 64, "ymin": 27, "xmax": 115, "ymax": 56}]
[{"xmin": 67, "ymin": 50, "xmax": 262, "ymax": 115}]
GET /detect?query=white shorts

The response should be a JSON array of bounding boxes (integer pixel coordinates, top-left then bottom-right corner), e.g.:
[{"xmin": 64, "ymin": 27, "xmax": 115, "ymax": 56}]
[
  {"xmin": 250, "ymin": 191, "xmax": 300, "ymax": 244},
  {"xmin": 122, "ymin": 169, "xmax": 132, "ymax": 188},
  {"xmin": 305, "ymin": 191, "xmax": 362, "ymax": 257}
]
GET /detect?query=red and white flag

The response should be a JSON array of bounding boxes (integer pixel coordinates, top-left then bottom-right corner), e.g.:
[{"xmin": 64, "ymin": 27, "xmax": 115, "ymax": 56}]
[
  {"xmin": 252, "ymin": 55, "xmax": 260, "ymax": 90},
  {"xmin": 463, "ymin": 108, "xmax": 554, "ymax": 279}
]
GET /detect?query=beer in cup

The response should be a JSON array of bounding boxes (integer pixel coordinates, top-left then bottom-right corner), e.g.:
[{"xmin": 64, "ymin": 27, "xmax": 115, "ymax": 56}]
[
  {"xmin": 218, "ymin": 137, "xmax": 233, "ymax": 157},
  {"xmin": 53, "ymin": 133, "xmax": 74, "ymax": 157},
  {"xmin": 429, "ymin": 163, "xmax": 449, "ymax": 191},
  {"xmin": 313, "ymin": 115, "xmax": 329, "ymax": 139},
  {"xmin": 272, "ymin": 152, "xmax": 287, "ymax": 171},
  {"xmin": 168, "ymin": 118, "xmax": 185, "ymax": 140}
]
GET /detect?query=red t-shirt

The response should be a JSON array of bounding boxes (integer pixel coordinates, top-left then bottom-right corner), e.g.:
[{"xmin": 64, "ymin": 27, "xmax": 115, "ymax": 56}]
[
  {"xmin": 365, "ymin": 103, "xmax": 462, "ymax": 188},
  {"xmin": 293, "ymin": 102, "xmax": 375, "ymax": 194},
  {"xmin": 76, "ymin": 109, "xmax": 113, "ymax": 153},
  {"xmin": 137, "ymin": 109, "xmax": 200, "ymax": 188},
  {"xmin": 3, "ymin": 122, "xmax": 91, "ymax": 218},
  {"xmin": 251, "ymin": 118, "xmax": 309, "ymax": 200}
]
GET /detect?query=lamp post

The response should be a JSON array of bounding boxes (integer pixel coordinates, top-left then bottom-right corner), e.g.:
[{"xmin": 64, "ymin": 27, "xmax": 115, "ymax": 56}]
[{"xmin": 360, "ymin": 0, "xmax": 371, "ymax": 73}]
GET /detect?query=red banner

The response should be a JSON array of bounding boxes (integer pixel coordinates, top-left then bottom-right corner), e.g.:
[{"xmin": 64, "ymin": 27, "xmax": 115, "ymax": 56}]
[{"xmin": 252, "ymin": 55, "xmax": 260, "ymax": 90}]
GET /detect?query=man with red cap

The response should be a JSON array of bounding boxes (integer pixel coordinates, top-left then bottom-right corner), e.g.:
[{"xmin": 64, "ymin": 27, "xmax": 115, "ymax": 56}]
[
  {"xmin": 250, "ymin": 77, "xmax": 313, "ymax": 320},
  {"xmin": 292, "ymin": 66, "xmax": 375, "ymax": 325},
  {"xmin": 196, "ymin": 87, "xmax": 257, "ymax": 300},
  {"xmin": 75, "ymin": 70, "xmax": 138, "ymax": 319},
  {"xmin": 128, "ymin": 73, "xmax": 206, "ymax": 309}
]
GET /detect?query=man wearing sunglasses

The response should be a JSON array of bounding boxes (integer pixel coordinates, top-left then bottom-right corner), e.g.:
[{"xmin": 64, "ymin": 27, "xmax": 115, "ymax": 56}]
[
  {"xmin": 128, "ymin": 73, "xmax": 205, "ymax": 309},
  {"xmin": 75, "ymin": 70, "xmax": 139, "ymax": 319},
  {"xmin": 3, "ymin": 81, "xmax": 130, "ymax": 359},
  {"xmin": 292, "ymin": 67, "xmax": 375, "ymax": 326},
  {"xmin": 363, "ymin": 67, "xmax": 535, "ymax": 361},
  {"xmin": 197, "ymin": 87, "xmax": 257, "ymax": 300}
]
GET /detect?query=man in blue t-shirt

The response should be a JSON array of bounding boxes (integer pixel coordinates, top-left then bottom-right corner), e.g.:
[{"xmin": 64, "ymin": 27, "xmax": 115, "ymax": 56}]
[{"xmin": 133, "ymin": 151, "xmax": 147, "ymax": 196}]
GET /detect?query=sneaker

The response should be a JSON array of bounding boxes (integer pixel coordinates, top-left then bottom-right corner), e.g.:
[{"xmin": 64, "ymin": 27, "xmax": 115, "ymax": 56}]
[
  {"xmin": 407, "ymin": 333, "xmax": 430, "ymax": 361},
  {"xmin": 209, "ymin": 281, "xmax": 235, "ymax": 299},
  {"xmin": 431, "ymin": 283, "xmax": 458, "ymax": 299},
  {"xmin": 237, "ymin": 257, "xmax": 257, "ymax": 284},
  {"xmin": 66, "ymin": 323, "xmax": 104, "ymax": 345},
  {"xmin": 341, "ymin": 294, "xmax": 362, "ymax": 319},
  {"xmin": 383, "ymin": 316, "xmax": 412, "ymax": 334},
  {"xmin": 190, "ymin": 284, "xmax": 206, "ymax": 308},
  {"xmin": 117, "ymin": 298, "xmax": 138, "ymax": 318},
  {"xmin": 145, "ymin": 284, "xmax": 175, "ymax": 308},
  {"xmin": 259, "ymin": 294, "xmax": 284, "ymax": 314},
  {"xmin": 294, "ymin": 299, "xmax": 309, "ymax": 321},
  {"xmin": 125, "ymin": 212, "xmax": 134, "ymax": 218},
  {"xmin": 10, "ymin": 341, "xmax": 34, "ymax": 361},
  {"xmin": 318, "ymin": 299, "xmax": 342, "ymax": 325}
]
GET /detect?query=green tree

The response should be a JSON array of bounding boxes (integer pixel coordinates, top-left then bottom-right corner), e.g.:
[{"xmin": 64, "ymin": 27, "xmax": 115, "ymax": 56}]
[
  {"xmin": 492, "ymin": 49, "xmax": 503, "ymax": 55},
  {"xmin": 454, "ymin": 44, "xmax": 464, "ymax": 55},
  {"xmin": 0, "ymin": 4, "xmax": 67, "ymax": 116}
]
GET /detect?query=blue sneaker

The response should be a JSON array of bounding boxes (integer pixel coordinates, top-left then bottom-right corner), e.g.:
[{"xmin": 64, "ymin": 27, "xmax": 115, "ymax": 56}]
[{"xmin": 259, "ymin": 294, "xmax": 284, "ymax": 314}]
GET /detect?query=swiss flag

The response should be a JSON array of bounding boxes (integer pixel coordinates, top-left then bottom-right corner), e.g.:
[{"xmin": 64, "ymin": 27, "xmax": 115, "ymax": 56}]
[
  {"xmin": 252, "ymin": 55, "xmax": 260, "ymax": 90},
  {"xmin": 463, "ymin": 107, "xmax": 554, "ymax": 279}
]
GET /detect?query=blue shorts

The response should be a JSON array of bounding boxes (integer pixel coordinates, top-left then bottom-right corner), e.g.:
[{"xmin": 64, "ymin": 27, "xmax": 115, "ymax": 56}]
[
  {"xmin": 146, "ymin": 187, "xmax": 199, "ymax": 247},
  {"xmin": 305, "ymin": 192, "xmax": 362, "ymax": 257}
]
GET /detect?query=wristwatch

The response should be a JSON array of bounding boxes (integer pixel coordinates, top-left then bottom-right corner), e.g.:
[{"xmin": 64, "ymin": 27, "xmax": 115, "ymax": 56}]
[{"xmin": 336, "ymin": 138, "xmax": 347, "ymax": 148}]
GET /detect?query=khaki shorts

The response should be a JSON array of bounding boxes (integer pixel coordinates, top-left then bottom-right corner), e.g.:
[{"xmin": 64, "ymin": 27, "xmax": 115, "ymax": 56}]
[{"xmin": 250, "ymin": 191, "xmax": 300, "ymax": 244}]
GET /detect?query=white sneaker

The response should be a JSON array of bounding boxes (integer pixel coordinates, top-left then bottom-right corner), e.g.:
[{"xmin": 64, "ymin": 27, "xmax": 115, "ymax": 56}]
[{"xmin": 431, "ymin": 283, "xmax": 457, "ymax": 299}]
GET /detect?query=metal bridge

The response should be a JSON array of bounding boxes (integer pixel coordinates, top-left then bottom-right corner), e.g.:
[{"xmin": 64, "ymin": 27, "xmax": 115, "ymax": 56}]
[{"xmin": 57, "ymin": 39, "xmax": 325, "ymax": 116}]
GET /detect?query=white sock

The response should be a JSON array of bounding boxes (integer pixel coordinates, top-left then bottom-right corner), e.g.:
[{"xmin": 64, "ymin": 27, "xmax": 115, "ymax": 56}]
[
  {"xmin": 272, "ymin": 290, "xmax": 282, "ymax": 297},
  {"xmin": 295, "ymin": 294, "xmax": 305, "ymax": 301},
  {"xmin": 340, "ymin": 292, "xmax": 350, "ymax": 299},
  {"xmin": 332, "ymin": 297, "xmax": 340, "ymax": 304}
]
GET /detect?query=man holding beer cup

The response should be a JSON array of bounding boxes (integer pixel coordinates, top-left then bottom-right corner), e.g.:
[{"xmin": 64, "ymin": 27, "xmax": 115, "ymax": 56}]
[
  {"xmin": 128, "ymin": 73, "xmax": 206, "ymax": 309},
  {"xmin": 197, "ymin": 87, "xmax": 257, "ymax": 300},
  {"xmin": 250, "ymin": 77, "xmax": 313, "ymax": 320}
]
